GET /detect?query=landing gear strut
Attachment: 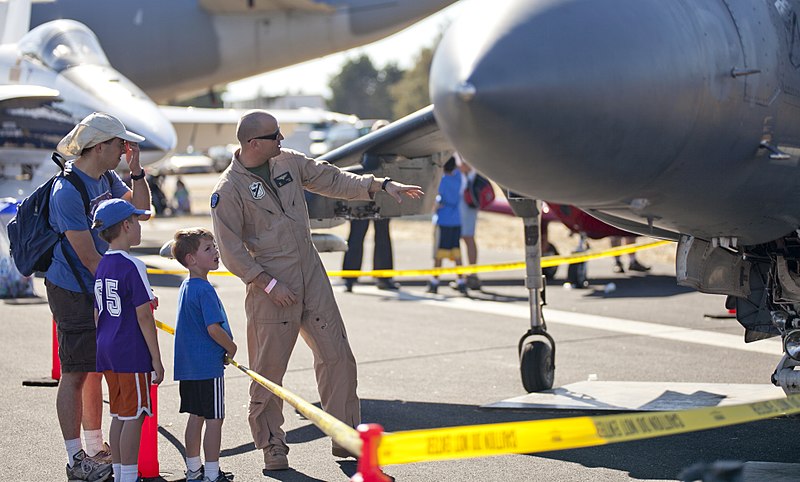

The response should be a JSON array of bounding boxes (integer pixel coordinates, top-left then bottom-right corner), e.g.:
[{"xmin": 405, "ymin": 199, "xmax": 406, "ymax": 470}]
[{"xmin": 508, "ymin": 193, "xmax": 556, "ymax": 392}]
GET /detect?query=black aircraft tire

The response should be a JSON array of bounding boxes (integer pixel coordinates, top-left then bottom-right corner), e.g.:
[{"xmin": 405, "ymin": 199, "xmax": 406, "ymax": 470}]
[{"xmin": 520, "ymin": 341, "xmax": 554, "ymax": 392}]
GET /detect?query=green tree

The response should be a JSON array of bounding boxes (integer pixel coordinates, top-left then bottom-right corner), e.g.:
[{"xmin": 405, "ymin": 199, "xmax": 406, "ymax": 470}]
[
  {"xmin": 390, "ymin": 42, "xmax": 437, "ymax": 119},
  {"xmin": 327, "ymin": 54, "xmax": 402, "ymax": 119}
]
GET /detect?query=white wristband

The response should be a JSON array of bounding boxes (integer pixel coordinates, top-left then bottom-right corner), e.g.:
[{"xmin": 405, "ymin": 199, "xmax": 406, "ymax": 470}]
[{"xmin": 265, "ymin": 278, "xmax": 278, "ymax": 294}]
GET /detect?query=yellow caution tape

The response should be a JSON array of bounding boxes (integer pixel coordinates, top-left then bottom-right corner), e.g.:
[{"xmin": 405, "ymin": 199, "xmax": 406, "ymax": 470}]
[
  {"xmin": 146, "ymin": 240, "xmax": 672, "ymax": 278},
  {"xmin": 154, "ymin": 320, "xmax": 174, "ymax": 335},
  {"xmin": 153, "ymin": 319, "xmax": 361, "ymax": 457},
  {"xmin": 227, "ymin": 358, "xmax": 362, "ymax": 458},
  {"xmin": 377, "ymin": 394, "xmax": 800, "ymax": 465}
]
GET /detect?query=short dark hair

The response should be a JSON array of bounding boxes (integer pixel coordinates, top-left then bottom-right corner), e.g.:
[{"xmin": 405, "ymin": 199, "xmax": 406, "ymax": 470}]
[
  {"xmin": 97, "ymin": 214, "xmax": 135, "ymax": 243},
  {"xmin": 172, "ymin": 227, "xmax": 215, "ymax": 267},
  {"xmin": 444, "ymin": 156, "xmax": 457, "ymax": 173}
]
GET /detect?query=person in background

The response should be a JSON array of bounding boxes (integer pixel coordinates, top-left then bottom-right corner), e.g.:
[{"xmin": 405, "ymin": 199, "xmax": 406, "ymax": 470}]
[
  {"xmin": 341, "ymin": 119, "xmax": 399, "ymax": 292},
  {"xmin": 457, "ymin": 155, "xmax": 481, "ymax": 290},
  {"xmin": 92, "ymin": 199, "xmax": 162, "ymax": 482},
  {"xmin": 428, "ymin": 156, "xmax": 467, "ymax": 294},
  {"xmin": 171, "ymin": 228, "xmax": 236, "ymax": 482},
  {"xmin": 173, "ymin": 178, "xmax": 192, "ymax": 215},
  {"xmin": 610, "ymin": 235, "xmax": 651, "ymax": 273}
]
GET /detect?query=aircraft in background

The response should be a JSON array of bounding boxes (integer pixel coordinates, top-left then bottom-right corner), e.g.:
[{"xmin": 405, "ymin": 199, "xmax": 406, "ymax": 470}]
[
  {"xmin": 30, "ymin": 0, "xmax": 458, "ymax": 102},
  {"xmin": 0, "ymin": 0, "xmax": 176, "ymax": 198},
  {"xmin": 319, "ymin": 0, "xmax": 800, "ymax": 396},
  {"xmin": 2, "ymin": 0, "xmax": 457, "ymax": 198}
]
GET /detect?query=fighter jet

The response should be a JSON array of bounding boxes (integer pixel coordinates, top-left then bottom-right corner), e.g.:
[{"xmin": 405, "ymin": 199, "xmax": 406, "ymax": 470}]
[
  {"xmin": 30, "ymin": 0, "xmax": 458, "ymax": 102},
  {"xmin": 319, "ymin": 0, "xmax": 800, "ymax": 394},
  {"xmin": 0, "ymin": 0, "xmax": 176, "ymax": 198}
]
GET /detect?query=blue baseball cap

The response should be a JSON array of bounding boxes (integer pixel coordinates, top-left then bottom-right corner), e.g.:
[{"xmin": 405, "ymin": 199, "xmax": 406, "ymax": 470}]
[{"xmin": 92, "ymin": 198, "xmax": 150, "ymax": 231}]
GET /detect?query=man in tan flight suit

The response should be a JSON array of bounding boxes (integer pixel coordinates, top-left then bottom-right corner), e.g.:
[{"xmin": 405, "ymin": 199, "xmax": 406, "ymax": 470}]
[{"xmin": 211, "ymin": 110, "xmax": 423, "ymax": 471}]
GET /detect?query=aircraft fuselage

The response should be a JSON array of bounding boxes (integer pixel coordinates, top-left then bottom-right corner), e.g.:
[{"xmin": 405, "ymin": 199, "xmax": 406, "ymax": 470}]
[
  {"xmin": 31, "ymin": 0, "xmax": 457, "ymax": 103},
  {"xmin": 431, "ymin": 0, "xmax": 800, "ymax": 246}
]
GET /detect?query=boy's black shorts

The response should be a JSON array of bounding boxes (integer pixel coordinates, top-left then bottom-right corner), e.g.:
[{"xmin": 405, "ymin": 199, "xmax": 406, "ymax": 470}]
[{"xmin": 179, "ymin": 377, "xmax": 225, "ymax": 419}]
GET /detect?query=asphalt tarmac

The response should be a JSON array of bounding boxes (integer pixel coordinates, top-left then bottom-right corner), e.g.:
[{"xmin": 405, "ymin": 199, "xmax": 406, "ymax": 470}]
[{"xmin": 3, "ymin": 193, "xmax": 799, "ymax": 481}]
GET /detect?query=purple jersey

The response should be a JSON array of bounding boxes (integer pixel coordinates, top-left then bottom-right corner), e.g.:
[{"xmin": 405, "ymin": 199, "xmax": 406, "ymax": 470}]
[{"xmin": 94, "ymin": 251, "xmax": 155, "ymax": 373}]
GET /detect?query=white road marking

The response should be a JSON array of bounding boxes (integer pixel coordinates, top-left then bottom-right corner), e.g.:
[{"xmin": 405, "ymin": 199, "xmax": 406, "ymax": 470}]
[{"xmin": 356, "ymin": 287, "xmax": 783, "ymax": 356}]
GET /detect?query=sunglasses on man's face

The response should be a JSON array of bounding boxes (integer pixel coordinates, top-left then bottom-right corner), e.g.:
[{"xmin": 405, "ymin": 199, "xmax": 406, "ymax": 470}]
[{"xmin": 249, "ymin": 129, "xmax": 281, "ymax": 142}]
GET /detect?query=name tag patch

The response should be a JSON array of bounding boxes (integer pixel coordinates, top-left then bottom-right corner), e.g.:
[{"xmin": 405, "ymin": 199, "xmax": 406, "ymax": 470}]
[{"xmin": 274, "ymin": 171, "xmax": 293, "ymax": 188}]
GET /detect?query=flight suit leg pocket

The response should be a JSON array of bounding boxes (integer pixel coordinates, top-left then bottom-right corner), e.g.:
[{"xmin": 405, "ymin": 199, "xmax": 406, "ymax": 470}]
[{"xmin": 302, "ymin": 311, "xmax": 344, "ymax": 364}]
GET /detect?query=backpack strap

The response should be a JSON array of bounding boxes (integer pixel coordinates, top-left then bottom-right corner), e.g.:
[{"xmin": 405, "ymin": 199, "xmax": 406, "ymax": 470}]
[{"xmin": 58, "ymin": 167, "xmax": 115, "ymax": 295}]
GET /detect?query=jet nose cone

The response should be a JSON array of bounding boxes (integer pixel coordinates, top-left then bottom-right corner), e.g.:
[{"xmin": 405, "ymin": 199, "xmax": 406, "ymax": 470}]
[
  {"xmin": 111, "ymin": 102, "xmax": 176, "ymax": 166},
  {"xmin": 431, "ymin": 0, "xmax": 722, "ymax": 205}
]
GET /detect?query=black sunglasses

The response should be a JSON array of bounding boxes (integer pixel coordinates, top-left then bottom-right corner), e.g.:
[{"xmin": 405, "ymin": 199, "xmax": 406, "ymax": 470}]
[{"xmin": 249, "ymin": 128, "xmax": 281, "ymax": 142}]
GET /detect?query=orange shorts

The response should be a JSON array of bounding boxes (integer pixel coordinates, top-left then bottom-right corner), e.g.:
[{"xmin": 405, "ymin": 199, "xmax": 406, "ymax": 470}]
[{"xmin": 104, "ymin": 371, "xmax": 153, "ymax": 420}]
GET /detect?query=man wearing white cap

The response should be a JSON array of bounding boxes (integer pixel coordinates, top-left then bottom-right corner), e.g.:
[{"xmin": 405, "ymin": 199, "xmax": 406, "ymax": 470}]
[{"xmin": 45, "ymin": 112, "xmax": 151, "ymax": 481}]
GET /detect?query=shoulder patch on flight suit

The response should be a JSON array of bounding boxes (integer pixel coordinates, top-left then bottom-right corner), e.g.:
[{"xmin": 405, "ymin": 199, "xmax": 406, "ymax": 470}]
[
  {"xmin": 274, "ymin": 171, "xmax": 293, "ymax": 188},
  {"xmin": 210, "ymin": 192, "xmax": 219, "ymax": 208},
  {"xmin": 249, "ymin": 181, "xmax": 266, "ymax": 200}
]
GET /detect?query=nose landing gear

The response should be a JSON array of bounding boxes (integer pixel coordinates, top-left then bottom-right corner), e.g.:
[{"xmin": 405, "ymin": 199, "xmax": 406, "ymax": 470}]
[{"xmin": 508, "ymin": 194, "xmax": 556, "ymax": 392}]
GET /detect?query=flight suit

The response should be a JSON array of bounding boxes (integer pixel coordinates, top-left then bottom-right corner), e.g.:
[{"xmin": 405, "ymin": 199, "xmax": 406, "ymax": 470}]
[{"xmin": 211, "ymin": 149, "xmax": 375, "ymax": 453}]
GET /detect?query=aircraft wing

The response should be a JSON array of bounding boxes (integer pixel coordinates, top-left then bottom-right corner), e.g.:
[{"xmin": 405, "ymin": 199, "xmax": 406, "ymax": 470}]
[
  {"xmin": 159, "ymin": 105, "xmax": 358, "ymax": 154},
  {"xmin": 198, "ymin": 0, "xmax": 334, "ymax": 14},
  {"xmin": 0, "ymin": 84, "xmax": 59, "ymax": 103},
  {"xmin": 306, "ymin": 105, "xmax": 450, "ymax": 221},
  {"xmin": 318, "ymin": 105, "xmax": 451, "ymax": 167}
]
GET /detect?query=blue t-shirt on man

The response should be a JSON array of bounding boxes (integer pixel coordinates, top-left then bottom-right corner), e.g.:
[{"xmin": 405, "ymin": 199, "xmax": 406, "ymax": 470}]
[
  {"xmin": 174, "ymin": 278, "xmax": 233, "ymax": 380},
  {"xmin": 47, "ymin": 163, "xmax": 129, "ymax": 292}
]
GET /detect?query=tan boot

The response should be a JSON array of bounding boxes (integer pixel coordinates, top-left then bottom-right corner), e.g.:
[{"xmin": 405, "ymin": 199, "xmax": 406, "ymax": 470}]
[
  {"xmin": 332, "ymin": 444, "xmax": 355, "ymax": 459},
  {"xmin": 263, "ymin": 446, "xmax": 289, "ymax": 471}
]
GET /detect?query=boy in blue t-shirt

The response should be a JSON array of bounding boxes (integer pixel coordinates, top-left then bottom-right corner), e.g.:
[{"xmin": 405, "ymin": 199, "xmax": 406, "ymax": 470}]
[
  {"xmin": 428, "ymin": 156, "xmax": 466, "ymax": 294},
  {"xmin": 92, "ymin": 199, "xmax": 164, "ymax": 482},
  {"xmin": 171, "ymin": 228, "xmax": 237, "ymax": 482}
]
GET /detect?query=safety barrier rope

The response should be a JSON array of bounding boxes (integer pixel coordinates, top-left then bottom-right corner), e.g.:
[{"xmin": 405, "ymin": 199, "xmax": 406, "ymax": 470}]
[
  {"xmin": 154, "ymin": 319, "xmax": 363, "ymax": 458},
  {"xmin": 145, "ymin": 240, "xmax": 672, "ymax": 278}
]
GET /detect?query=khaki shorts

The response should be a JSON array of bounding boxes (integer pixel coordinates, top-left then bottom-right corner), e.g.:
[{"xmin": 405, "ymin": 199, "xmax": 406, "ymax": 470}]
[
  {"xmin": 45, "ymin": 278, "xmax": 97, "ymax": 373},
  {"xmin": 104, "ymin": 371, "xmax": 153, "ymax": 420}
]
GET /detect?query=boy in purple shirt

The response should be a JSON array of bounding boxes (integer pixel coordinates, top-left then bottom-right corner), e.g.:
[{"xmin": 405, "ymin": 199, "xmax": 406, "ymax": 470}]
[
  {"xmin": 171, "ymin": 228, "xmax": 237, "ymax": 482},
  {"xmin": 92, "ymin": 199, "xmax": 164, "ymax": 482}
]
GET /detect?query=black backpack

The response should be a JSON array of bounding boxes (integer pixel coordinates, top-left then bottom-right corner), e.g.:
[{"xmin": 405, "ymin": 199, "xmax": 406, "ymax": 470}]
[
  {"xmin": 6, "ymin": 153, "xmax": 113, "ymax": 292},
  {"xmin": 463, "ymin": 173, "xmax": 496, "ymax": 209}
]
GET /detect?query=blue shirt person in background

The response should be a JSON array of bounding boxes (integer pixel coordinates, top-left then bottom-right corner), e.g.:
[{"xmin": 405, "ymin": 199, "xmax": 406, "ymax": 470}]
[
  {"xmin": 45, "ymin": 112, "xmax": 151, "ymax": 480},
  {"xmin": 172, "ymin": 227, "xmax": 237, "ymax": 482},
  {"xmin": 427, "ymin": 156, "xmax": 467, "ymax": 294}
]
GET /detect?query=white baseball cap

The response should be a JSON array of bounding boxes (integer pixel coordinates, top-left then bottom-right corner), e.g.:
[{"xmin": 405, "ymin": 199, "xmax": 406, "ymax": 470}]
[{"xmin": 57, "ymin": 112, "xmax": 145, "ymax": 156}]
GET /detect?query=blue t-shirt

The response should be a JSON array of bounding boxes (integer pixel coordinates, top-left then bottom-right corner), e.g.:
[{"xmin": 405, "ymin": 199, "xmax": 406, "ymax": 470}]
[
  {"xmin": 174, "ymin": 278, "xmax": 233, "ymax": 380},
  {"xmin": 47, "ymin": 164, "xmax": 129, "ymax": 292},
  {"xmin": 434, "ymin": 171, "xmax": 462, "ymax": 227},
  {"xmin": 94, "ymin": 251, "xmax": 155, "ymax": 373}
]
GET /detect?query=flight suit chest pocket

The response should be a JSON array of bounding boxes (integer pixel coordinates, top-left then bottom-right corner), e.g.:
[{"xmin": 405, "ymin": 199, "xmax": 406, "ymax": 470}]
[{"xmin": 242, "ymin": 198, "xmax": 282, "ymax": 247}]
